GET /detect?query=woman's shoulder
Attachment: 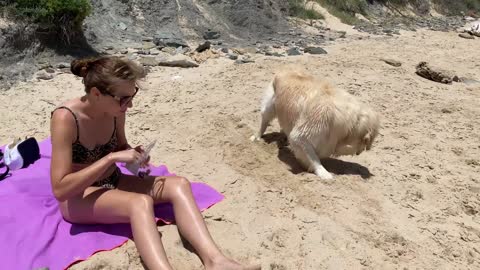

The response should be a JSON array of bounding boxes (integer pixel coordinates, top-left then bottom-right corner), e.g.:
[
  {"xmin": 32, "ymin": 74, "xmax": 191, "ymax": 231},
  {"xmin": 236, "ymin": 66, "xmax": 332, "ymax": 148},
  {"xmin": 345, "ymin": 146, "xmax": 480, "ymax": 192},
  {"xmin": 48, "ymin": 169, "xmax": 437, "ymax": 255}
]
[{"xmin": 51, "ymin": 98, "xmax": 83, "ymax": 122}]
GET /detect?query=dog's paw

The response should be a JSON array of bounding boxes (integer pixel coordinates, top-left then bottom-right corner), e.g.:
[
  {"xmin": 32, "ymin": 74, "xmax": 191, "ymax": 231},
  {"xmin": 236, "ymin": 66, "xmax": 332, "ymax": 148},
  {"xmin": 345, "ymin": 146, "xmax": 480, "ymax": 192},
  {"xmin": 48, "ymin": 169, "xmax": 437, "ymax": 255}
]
[
  {"xmin": 249, "ymin": 135, "xmax": 260, "ymax": 142},
  {"xmin": 315, "ymin": 170, "xmax": 333, "ymax": 180}
]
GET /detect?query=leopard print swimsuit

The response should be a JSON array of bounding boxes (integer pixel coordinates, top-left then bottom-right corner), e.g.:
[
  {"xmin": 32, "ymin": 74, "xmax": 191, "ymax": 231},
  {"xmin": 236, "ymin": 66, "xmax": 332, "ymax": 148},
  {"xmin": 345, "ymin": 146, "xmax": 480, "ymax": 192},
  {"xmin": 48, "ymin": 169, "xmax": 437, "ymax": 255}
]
[{"xmin": 52, "ymin": 106, "xmax": 120, "ymax": 189}]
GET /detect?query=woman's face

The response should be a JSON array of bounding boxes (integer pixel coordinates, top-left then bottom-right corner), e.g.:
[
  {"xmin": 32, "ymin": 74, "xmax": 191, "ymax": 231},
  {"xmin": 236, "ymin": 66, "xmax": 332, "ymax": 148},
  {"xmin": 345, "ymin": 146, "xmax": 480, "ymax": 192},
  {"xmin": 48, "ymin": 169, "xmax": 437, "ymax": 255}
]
[{"xmin": 97, "ymin": 80, "xmax": 138, "ymax": 116}]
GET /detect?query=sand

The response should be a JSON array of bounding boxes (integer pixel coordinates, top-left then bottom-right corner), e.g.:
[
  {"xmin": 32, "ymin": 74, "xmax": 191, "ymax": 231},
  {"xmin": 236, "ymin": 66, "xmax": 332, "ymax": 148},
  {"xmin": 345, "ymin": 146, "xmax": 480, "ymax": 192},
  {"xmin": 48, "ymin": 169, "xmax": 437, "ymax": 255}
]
[{"xmin": 1, "ymin": 29, "xmax": 479, "ymax": 270}]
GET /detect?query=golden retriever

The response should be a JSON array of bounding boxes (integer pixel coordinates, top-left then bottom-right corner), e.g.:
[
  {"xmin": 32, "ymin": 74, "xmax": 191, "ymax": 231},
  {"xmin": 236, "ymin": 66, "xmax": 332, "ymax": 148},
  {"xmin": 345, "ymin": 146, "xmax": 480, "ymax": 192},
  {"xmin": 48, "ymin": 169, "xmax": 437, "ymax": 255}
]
[{"xmin": 251, "ymin": 68, "xmax": 380, "ymax": 179}]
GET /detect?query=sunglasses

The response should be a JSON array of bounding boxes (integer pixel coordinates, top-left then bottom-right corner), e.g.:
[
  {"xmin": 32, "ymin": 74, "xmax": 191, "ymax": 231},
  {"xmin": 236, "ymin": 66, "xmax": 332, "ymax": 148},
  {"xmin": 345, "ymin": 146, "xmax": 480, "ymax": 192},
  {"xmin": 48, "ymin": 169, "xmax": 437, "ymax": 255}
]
[{"xmin": 103, "ymin": 86, "xmax": 139, "ymax": 107}]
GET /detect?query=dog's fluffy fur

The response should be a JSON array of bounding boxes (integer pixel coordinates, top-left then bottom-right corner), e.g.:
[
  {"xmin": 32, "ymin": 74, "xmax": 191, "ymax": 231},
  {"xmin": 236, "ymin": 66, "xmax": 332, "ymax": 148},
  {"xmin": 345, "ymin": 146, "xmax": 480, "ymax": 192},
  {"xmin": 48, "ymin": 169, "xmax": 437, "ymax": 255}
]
[{"xmin": 251, "ymin": 68, "xmax": 380, "ymax": 179}]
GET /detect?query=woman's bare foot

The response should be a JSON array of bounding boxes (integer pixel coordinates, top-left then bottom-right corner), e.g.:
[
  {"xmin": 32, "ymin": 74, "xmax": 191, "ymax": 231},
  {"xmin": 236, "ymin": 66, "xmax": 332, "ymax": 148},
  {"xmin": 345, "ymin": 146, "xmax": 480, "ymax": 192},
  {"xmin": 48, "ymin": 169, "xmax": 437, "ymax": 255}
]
[{"xmin": 206, "ymin": 256, "xmax": 261, "ymax": 270}]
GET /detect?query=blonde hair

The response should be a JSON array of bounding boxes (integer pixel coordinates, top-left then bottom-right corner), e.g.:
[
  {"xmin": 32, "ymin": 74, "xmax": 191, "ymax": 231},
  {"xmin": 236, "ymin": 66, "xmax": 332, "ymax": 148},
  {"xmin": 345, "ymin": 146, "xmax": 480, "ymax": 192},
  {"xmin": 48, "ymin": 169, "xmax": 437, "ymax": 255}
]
[{"xmin": 70, "ymin": 56, "xmax": 145, "ymax": 94}]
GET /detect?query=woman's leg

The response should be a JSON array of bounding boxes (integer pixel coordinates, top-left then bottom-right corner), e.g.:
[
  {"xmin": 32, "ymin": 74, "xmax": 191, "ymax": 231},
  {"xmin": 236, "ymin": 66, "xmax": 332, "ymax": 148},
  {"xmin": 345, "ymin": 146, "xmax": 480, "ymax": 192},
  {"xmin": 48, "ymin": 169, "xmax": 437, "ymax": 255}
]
[
  {"xmin": 60, "ymin": 186, "xmax": 174, "ymax": 270},
  {"xmin": 117, "ymin": 175, "xmax": 261, "ymax": 270}
]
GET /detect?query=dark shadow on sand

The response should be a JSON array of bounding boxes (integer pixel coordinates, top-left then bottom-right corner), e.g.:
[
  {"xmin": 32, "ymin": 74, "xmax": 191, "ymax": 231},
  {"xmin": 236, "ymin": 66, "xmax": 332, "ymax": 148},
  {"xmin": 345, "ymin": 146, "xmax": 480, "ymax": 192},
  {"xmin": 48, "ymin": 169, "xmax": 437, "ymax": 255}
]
[{"xmin": 261, "ymin": 132, "xmax": 373, "ymax": 179}]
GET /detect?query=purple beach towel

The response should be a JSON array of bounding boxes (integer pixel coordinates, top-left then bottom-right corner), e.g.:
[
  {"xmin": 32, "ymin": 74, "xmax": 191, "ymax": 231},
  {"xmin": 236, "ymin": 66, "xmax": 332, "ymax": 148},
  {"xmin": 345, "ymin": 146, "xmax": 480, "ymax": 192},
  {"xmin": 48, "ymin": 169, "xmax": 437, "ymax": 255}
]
[{"xmin": 0, "ymin": 138, "xmax": 224, "ymax": 270}]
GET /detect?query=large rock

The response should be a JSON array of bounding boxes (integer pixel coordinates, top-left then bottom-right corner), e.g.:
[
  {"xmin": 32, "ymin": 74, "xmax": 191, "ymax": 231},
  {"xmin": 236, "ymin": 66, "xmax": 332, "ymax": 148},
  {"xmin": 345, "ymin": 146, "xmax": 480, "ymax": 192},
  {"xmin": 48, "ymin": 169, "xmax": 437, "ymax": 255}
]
[
  {"xmin": 415, "ymin": 62, "xmax": 460, "ymax": 84},
  {"xmin": 158, "ymin": 55, "xmax": 199, "ymax": 68}
]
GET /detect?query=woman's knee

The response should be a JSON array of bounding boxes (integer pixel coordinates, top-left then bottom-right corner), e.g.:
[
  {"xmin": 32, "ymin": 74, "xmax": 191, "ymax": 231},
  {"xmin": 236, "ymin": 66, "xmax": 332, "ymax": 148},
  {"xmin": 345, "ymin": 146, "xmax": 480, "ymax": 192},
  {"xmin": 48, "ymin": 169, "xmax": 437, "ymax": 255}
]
[
  {"xmin": 157, "ymin": 176, "xmax": 191, "ymax": 199},
  {"xmin": 128, "ymin": 193, "xmax": 154, "ymax": 215},
  {"xmin": 171, "ymin": 176, "xmax": 191, "ymax": 192}
]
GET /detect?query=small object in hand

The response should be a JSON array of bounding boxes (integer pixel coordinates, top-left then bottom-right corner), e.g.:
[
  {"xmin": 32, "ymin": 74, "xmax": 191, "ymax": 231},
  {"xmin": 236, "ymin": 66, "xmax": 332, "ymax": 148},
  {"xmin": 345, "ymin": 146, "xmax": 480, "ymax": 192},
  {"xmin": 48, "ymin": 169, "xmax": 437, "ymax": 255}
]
[{"xmin": 125, "ymin": 140, "xmax": 156, "ymax": 177}]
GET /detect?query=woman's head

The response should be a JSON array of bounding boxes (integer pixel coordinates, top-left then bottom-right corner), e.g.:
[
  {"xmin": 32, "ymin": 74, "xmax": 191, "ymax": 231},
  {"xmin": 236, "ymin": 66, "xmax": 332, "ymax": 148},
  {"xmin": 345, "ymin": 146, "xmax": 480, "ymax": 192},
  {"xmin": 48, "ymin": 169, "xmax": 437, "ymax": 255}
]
[{"xmin": 71, "ymin": 56, "xmax": 146, "ymax": 115}]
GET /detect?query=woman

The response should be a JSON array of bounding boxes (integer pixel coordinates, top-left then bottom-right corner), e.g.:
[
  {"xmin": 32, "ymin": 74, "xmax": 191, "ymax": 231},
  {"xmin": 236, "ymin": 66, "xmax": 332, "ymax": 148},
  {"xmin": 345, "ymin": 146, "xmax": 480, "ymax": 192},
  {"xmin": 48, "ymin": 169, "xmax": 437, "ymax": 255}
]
[{"xmin": 50, "ymin": 56, "xmax": 260, "ymax": 270}]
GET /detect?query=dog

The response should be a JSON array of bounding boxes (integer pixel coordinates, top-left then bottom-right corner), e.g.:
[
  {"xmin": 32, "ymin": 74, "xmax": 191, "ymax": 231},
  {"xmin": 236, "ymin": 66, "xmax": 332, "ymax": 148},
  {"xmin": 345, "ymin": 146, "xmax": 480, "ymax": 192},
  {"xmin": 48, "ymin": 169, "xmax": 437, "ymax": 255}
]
[{"xmin": 251, "ymin": 68, "xmax": 380, "ymax": 180}]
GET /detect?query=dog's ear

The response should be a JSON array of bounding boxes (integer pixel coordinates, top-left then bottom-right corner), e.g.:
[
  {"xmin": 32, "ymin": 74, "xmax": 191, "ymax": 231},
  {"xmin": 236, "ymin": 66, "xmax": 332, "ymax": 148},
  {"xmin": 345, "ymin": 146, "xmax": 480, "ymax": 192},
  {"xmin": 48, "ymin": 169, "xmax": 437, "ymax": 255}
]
[{"xmin": 363, "ymin": 132, "xmax": 373, "ymax": 150}]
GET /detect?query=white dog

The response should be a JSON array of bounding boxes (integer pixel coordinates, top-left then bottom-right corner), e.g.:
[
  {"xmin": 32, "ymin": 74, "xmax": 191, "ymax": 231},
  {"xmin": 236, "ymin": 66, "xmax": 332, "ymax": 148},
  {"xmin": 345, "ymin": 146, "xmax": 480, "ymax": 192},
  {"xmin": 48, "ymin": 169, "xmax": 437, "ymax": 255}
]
[{"xmin": 251, "ymin": 68, "xmax": 380, "ymax": 180}]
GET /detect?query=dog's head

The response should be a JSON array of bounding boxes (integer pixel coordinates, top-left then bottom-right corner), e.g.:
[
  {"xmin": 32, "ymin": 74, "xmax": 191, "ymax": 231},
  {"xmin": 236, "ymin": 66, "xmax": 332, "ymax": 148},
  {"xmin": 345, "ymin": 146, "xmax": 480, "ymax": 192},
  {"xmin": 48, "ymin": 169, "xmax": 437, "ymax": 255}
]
[{"xmin": 335, "ymin": 111, "xmax": 380, "ymax": 156}]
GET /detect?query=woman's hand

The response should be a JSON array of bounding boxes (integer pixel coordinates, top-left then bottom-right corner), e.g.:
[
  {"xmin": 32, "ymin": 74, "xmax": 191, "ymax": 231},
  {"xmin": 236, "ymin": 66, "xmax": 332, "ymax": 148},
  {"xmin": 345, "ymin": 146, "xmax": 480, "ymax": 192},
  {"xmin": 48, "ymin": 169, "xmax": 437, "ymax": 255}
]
[
  {"xmin": 109, "ymin": 148, "xmax": 143, "ymax": 164},
  {"xmin": 133, "ymin": 145, "xmax": 151, "ymax": 168}
]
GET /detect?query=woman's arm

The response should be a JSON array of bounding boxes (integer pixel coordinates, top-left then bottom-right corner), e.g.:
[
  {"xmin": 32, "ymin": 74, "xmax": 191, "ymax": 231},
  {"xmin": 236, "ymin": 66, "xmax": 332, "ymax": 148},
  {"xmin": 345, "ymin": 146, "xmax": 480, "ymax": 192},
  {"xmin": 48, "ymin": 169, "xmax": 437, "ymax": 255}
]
[{"xmin": 50, "ymin": 110, "xmax": 115, "ymax": 202}]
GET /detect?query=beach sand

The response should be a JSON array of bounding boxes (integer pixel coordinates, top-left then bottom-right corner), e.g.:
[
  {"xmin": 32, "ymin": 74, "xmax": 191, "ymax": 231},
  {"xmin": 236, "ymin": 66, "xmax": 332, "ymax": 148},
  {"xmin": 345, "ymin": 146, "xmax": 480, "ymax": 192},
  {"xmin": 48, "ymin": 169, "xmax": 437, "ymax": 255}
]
[{"xmin": 1, "ymin": 28, "xmax": 479, "ymax": 269}]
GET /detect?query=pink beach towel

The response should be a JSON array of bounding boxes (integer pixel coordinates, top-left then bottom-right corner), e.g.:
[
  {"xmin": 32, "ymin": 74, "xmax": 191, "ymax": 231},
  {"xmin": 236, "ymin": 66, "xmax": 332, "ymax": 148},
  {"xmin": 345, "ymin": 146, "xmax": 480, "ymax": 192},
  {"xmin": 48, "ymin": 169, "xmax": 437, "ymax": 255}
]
[{"xmin": 0, "ymin": 138, "xmax": 224, "ymax": 270}]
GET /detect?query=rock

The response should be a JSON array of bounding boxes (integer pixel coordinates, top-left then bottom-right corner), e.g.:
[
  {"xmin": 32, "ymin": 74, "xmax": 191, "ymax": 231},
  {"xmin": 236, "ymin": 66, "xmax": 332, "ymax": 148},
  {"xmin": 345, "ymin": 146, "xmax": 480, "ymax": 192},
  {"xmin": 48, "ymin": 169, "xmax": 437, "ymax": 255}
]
[
  {"xmin": 137, "ymin": 50, "xmax": 150, "ymax": 55},
  {"xmin": 158, "ymin": 55, "xmax": 199, "ymax": 68},
  {"xmin": 459, "ymin": 33, "xmax": 475, "ymax": 39},
  {"xmin": 143, "ymin": 41, "xmax": 156, "ymax": 50},
  {"xmin": 271, "ymin": 52, "xmax": 285, "ymax": 57},
  {"xmin": 45, "ymin": 67, "xmax": 55, "ymax": 74},
  {"xmin": 415, "ymin": 62, "xmax": 460, "ymax": 84},
  {"xmin": 142, "ymin": 37, "xmax": 154, "ymax": 42},
  {"xmin": 227, "ymin": 53, "xmax": 238, "ymax": 60},
  {"xmin": 37, "ymin": 71, "xmax": 54, "ymax": 80},
  {"xmin": 117, "ymin": 22, "xmax": 127, "ymax": 31},
  {"xmin": 175, "ymin": 46, "xmax": 189, "ymax": 55},
  {"xmin": 265, "ymin": 51, "xmax": 284, "ymax": 57},
  {"xmin": 286, "ymin": 47, "xmax": 302, "ymax": 56},
  {"xmin": 304, "ymin": 46, "xmax": 327, "ymax": 55},
  {"xmin": 120, "ymin": 49, "xmax": 128, "ymax": 54},
  {"xmin": 231, "ymin": 48, "xmax": 246, "ymax": 55},
  {"xmin": 103, "ymin": 46, "xmax": 114, "ymax": 51},
  {"xmin": 220, "ymin": 47, "xmax": 229, "ymax": 53},
  {"xmin": 441, "ymin": 108, "xmax": 453, "ymax": 114},
  {"xmin": 196, "ymin": 41, "xmax": 211, "ymax": 53},
  {"xmin": 381, "ymin": 58, "xmax": 402, "ymax": 67},
  {"xmin": 203, "ymin": 30, "xmax": 220, "ymax": 40},
  {"xmin": 190, "ymin": 49, "xmax": 219, "ymax": 63},
  {"xmin": 139, "ymin": 56, "xmax": 160, "ymax": 66},
  {"xmin": 244, "ymin": 47, "xmax": 259, "ymax": 54},
  {"xmin": 162, "ymin": 47, "xmax": 177, "ymax": 55},
  {"xmin": 235, "ymin": 55, "xmax": 255, "ymax": 64},
  {"xmin": 37, "ymin": 61, "xmax": 52, "ymax": 70},
  {"xmin": 383, "ymin": 28, "xmax": 394, "ymax": 34},
  {"xmin": 56, "ymin": 62, "xmax": 70, "ymax": 69},
  {"xmin": 338, "ymin": 31, "xmax": 347, "ymax": 38},
  {"xmin": 149, "ymin": 49, "xmax": 160, "ymax": 55},
  {"xmin": 153, "ymin": 33, "xmax": 188, "ymax": 48}
]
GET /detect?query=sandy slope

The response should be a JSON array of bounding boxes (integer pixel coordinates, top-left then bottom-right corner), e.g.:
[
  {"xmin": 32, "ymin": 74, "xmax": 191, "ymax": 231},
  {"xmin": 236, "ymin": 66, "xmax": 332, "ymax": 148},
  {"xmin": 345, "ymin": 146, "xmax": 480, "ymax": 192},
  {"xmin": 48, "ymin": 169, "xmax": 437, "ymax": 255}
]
[{"xmin": 1, "ymin": 29, "xmax": 479, "ymax": 270}]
